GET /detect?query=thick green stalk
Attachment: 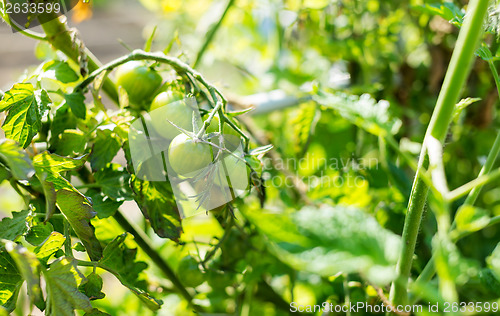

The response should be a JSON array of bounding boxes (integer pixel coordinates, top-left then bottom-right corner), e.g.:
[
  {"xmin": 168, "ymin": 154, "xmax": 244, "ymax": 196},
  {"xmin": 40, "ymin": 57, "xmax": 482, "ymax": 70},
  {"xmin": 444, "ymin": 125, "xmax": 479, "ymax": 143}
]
[
  {"xmin": 411, "ymin": 41, "xmax": 500, "ymax": 299},
  {"xmin": 37, "ymin": 13, "xmax": 119, "ymax": 104},
  {"xmin": 389, "ymin": 0, "xmax": 489, "ymax": 306}
]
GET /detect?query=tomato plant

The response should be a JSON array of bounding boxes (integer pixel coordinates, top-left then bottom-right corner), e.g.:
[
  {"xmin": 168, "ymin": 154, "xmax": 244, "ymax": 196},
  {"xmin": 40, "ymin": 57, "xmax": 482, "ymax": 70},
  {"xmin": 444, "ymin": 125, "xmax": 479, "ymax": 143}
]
[{"xmin": 1, "ymin": 0, "xmax": 500, "ymax": 315}]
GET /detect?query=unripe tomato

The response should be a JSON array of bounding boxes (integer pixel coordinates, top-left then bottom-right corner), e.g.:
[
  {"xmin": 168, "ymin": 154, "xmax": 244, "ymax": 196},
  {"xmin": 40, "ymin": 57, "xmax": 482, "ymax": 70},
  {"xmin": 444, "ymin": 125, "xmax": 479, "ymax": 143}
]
[
  {"xmin": 150, "ymin": 91, "xmax": 198, "ymax": 140},
  {"xmin": 177, "ymin": 255, "xmax": 205, "ymax": 288},
  {"xmin": 115, "ymin": 61, "xmax": 162, "ymax": 110},
  {"xmin": 205, "ymin": 115, "xmax": 241, "ymax": 152},
  {"xmin": 168, "ymin": 134, "xmax": 213, "ymax": 178},
  {"xmin": 207, "ymin": 269, "xmax": 234, "ymax": 290},
  {"xmin": 214, "ymin": 150, "xmax": 249, "ymax": 190}
]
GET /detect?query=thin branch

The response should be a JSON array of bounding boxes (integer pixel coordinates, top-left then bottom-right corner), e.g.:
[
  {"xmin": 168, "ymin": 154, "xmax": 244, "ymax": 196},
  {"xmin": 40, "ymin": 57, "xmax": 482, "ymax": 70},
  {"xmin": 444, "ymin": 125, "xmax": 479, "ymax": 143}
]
[
  {"xmin": 193, "ymin": 0, "xmax": 235, "ymax": 68},
  {"xmin": 112, "ymin": 210, "xmax": 202, "ymax": 311}
]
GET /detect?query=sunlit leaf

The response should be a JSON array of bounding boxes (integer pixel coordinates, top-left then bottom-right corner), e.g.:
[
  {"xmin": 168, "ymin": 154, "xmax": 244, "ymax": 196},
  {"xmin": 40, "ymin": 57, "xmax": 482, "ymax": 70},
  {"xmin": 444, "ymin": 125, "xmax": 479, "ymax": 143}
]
[
  {"xmin": 244, "ymin": 205, "xmax": 401, "ymax": 285},
  {"xmin": 313, "ymin": 90, "xmax": 401, "ymax": 137},
  {"xmin": 54, "ymin": 130, "xmax": 87, "ymax": 156},
  {"xmin": 0, "ymin": 139, "xmax": 34, "ymax": 180},
  {"xmin": 44, "ymin": 258, "xmax": 93, "ymax": 316},
  {"xmin": 0, "ymin": 210, "xmax": 30, "ymax": 241},
  {"xmin": 25, "ymin": 221, "xmax": 54, "ymax": 246},
  {"xmin": 34, "ymin": 232, "xmax": 66, "ymax": 264},
  {"xmin": 42, "ymin": 60, "xmax": 79, "ymax": 84},
  {"xmin": 33, "ymin": 152, "xmax": 88, "ymax": 190},
  {"xmin": 2, "ymin": 240, "xmax": 44, "ymax": 310},
  {"xmin": 56, "ymin": 189, "xmax": 103, "ymax": 261},
  {"xmin": 0, "ymin": 251, "xmax": 22, "ymax": 312},
  {"xmin": 454, "ymin": 205, "xmax": 490, "ymax": 234},
  {"xmin": 0, "ymin": 83, "xmax": 51, "ymax": 148}
]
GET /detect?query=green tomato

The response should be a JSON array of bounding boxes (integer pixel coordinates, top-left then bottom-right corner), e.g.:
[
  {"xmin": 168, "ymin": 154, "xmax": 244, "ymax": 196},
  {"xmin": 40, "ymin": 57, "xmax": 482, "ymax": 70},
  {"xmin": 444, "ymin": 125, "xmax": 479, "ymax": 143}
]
[
  {"xmin": 205, "ymin": 115, "xmax": 242, "ymax": 152},
  {"xmin": 168, "ymin": 134, "xmax": 213, "ymax": 178},
  {"xmin": 150, "ymin": 91, "xmax": 197, "ymax": 140},
  {"xmin": 115, "ymin": 61, "xmax": 162, "ymax": 109},
  {"xmin": 207, "ymin": 269, "xmax": 234, "ymax": 290},
  {"xmin": 177, "ymin": 255, "xmax": 205, "ymax": 288},
  {"xmin": 214, "ymin": 150, "xmax": 249, "ymax": 190}
]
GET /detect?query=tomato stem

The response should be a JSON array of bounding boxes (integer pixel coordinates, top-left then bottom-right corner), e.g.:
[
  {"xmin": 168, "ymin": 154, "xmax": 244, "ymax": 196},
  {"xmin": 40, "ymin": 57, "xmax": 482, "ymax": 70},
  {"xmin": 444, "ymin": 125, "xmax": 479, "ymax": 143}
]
[{"xmin": 388, "ymin": 0, "xmax": 489, "ymax": 307}]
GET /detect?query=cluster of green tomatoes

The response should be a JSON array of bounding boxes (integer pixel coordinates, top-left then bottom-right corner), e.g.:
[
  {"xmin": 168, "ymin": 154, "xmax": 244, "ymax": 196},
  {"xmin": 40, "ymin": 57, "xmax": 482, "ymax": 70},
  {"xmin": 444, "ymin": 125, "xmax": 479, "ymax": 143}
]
[
  {"xmin": 115, "ymin": 61, "xmax": 262, "ymax": 288},
  {"xmin": 114, "ymin": 60, "xmax": 261, "ymax": 192}
]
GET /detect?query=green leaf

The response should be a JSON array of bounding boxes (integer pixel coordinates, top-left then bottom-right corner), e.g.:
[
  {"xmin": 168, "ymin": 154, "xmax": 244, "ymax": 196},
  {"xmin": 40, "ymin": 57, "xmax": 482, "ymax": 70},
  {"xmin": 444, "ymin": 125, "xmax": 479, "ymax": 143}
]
[
  {"xmin": 244, "ymin": 205, "xmax": 401, "ymax": 285},
  {"xmin": 291, "ymin": 103, "xmax": 319, "ymax": 157},
  {"xmin": 34, "ymin": 152, "xmax": 87, "ymax": 175},
  {"xmin": 55, "ymin": 129, "xmax": 86, "ymax": 156},
  {"xmin": 454, "ymin": 205, "xmax": 490, "ymax": 234},
  {"xmin": 44, "ymin": 258, "xmax": 93, "ymax": 316},
  {"xmin": 130, "ymin": 176, "xmax": 182, "ymax": 241},
  {"xmin": 475, "ymin": 44, "xmax": 495, "ymax": 61},
  {"xmin": 94, "ymin": 164, "xmax": 133, "ymax": 201},
  {"xmin": 50, "ymin": 103, "xmax": 78, "ymax": 144},
  {"xmin": 85, "ymin": 189, "xmax": 123, "ymax": 219},
  {"xmin": 56, "ymin": 189, "xmax": 103, "ymax": 261},
  {"xmin": 34, "ymin": 232, "xmax": 66, "ymax": 264},
  {"xmin": 453, "ymin": 97, "xmax": 481, "ymax": 121},
  {"xmin": 79, "ymin": 272, "xmax": 105, "ymax": 300},
  {"xmin": 249, "ymin": 144, "xmax": 273, "ymax": 156},
  {"xmin": 0, "ymin": 139, "xmax": 35, "ymax": 180},
  {"xmin": 99, "ymin": 233, "xmax": 147, "ymax": 287},
  {"xmin": 487, "ymin": 243, "xmax": 500, "ymax": 279},
  {"xmin": 433, "ymin": 236, "xmax": 479, "ymax": 286},
  {"xmin": 35, "ymin": 170, "xmax": 57, "ymax": 222},
  {"xmin": 0, "ymin": 166, "xmax": 8, "ymax": 184},
  {"xmin": 84, "ymin": 308, "xmax": 111, "ymax": 316},
  {"xmin": 479, "ymin": 268, "xmax": 500, "ymax": 297},
  {"xmin": 90, "ymin": 129, "xmax": 121, "ymax": 171},
  {"xmin": 25, "ymin": 222, "xmax": 54, "ymax": 246},
  {"xmin": 42, "ymin": 60, "xmax": 79, "ymax": 84},
  {"xmin": 144, "ymin": 25, "xmax": 157, "ymax": 52},
  {"xmin": 0, "ymin": 306, "xmax": 8, "ymax": 316},
  {"xmin": 0, "ymin": 83, "xmax": 51, "ymax": 148},
  {"xmin": 64, "ymin": 92, "xmax": 86, "ymax": 120},
  {"xmin": 73, "ymin": 242, "xmax": 87, "ymax": 252},
  {"xmin": 414, "ymin": 2, "xmax": 464, "ymax": 26},
  {"xmin": 2, "ymin": 240, "xmax": 44, "ymax": 310},
  {"xmin": 226, "ymin": 107, "xmax": 254, "ymax": 117},
  {"xmin": 0, "ymin": 251, "xmax": 22, "ymax": 312},
  {"xmin": 0, "ymin": 210, "xmax": 30, "ymax": 241},
  {"xmin": 99, "ymin": 233, "xmax": 162, "ymax": 311},
  {"xmin": 33, "ymin": 152, "xmax": 88, "ymax": 190},
  {"xmin": 313, "ymin": 90, "xmax": 401, "ymax": 137}
]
